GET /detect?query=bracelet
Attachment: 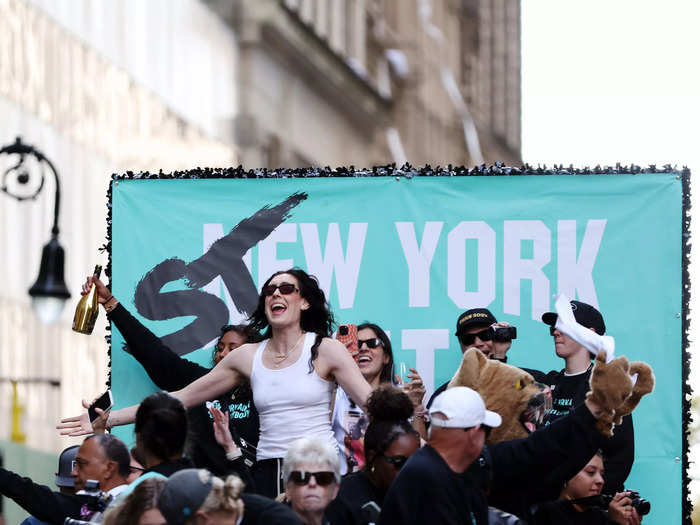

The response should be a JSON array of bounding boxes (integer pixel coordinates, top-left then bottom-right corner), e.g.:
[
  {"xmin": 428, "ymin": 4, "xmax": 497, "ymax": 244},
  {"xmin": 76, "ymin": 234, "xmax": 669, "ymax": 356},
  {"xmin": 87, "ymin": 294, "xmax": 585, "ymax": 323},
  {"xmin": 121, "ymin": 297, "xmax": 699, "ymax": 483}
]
[
  {"xmin": 226, "ymin": 447, "xmax": 242, "ymax": 461},
  {"xmin": 103, "ymin": 297, "xmax": 118, "ymax": 313}
]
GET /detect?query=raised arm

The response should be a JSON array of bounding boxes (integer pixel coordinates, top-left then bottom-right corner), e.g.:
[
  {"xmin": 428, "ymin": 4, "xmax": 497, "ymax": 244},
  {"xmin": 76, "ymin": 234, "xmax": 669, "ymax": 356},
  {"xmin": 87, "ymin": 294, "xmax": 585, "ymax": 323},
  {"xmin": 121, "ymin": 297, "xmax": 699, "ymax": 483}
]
[
  {"xmin": 319, "ymin": 338, "xmax": 372, "ymax": 411},
  {"xmin": 58, "ymin": 348, "xmax": 247, "ymax": 435},
  {"xmin": 84, "ymin": 275, "xmax": 210, "ymax": 389}
]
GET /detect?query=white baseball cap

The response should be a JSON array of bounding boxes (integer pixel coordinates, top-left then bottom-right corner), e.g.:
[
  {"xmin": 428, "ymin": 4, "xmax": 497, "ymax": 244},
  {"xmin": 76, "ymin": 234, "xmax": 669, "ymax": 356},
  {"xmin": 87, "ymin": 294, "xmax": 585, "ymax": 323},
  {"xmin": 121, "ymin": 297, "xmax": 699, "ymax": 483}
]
[{"xmin": 429, "ymin": 386, "xmax": 502, "ymax": 428}]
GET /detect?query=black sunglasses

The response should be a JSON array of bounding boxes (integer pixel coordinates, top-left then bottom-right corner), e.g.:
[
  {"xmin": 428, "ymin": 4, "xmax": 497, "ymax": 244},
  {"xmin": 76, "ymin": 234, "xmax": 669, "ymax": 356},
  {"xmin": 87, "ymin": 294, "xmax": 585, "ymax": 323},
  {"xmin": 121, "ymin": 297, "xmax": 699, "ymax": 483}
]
[
  {"xmin": 358, "ymin": 338, "xmax": 383, "ymax": 349},
  {"xmin": 262, "ymin": 283, "xmax": 299, "ymax": 296},
  {"xmin": 549, "ymin": 326, "xmax": 557, "ymax": 336},
  {"xmin": 288, "ymin": 471, "xmax": 336, "ymax": 486},
  {"xmin": 459, "ymin": 327, "xmax": 494, "ymax": 346},
  {"xmin": 382, "ymin": 455, "xmax": 409, "ymax": 470}
]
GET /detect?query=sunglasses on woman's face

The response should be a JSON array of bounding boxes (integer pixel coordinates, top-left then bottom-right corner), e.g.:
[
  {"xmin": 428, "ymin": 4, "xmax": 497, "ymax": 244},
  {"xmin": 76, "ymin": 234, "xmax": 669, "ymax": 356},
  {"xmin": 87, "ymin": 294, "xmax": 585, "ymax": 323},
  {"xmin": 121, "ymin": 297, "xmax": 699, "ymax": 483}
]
[
  {"xmin": 262, "ymin": 283, "xmax": 299, "ymax": 296},
  {"xmin": 358, "ymin": 337, "xmax": 383, "ymax": 349},
  {"xmin": 382, "ymin": 455, "xmax": 409, "ymax": 470},
  {"xmin": 288, "ymin": 471, "xmax": 336, "ymax": 486},
  {"xmin": 459, "ymin": 327, "xmax": 494, "ymax": 346}
]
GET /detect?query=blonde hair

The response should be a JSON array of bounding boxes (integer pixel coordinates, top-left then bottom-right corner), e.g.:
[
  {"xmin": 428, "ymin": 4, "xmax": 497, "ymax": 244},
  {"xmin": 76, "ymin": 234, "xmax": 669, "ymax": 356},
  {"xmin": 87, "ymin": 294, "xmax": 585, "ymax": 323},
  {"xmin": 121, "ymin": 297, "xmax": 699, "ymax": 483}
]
[
  {"xmin": 195, "ymin": 474, "xmax": 245, "ymax": 521},
  {"xmin": 102, "ymin": 477, "xmax": 165, "ymax": 525}
]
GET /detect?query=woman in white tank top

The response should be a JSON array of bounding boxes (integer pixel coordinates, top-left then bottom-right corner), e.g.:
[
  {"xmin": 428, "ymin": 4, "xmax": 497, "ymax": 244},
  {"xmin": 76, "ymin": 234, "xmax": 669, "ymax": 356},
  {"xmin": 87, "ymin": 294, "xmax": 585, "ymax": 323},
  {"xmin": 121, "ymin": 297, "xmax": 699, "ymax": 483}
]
[{"xmin": 71, "ymin": 268, "xmax": 373, "ymax": 498}]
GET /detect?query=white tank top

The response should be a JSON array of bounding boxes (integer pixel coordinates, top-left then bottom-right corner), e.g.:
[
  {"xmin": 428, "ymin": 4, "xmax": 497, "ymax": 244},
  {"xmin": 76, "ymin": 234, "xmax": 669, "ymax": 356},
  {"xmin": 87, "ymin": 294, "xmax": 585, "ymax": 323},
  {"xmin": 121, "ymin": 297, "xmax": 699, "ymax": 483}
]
[{"xmin": 251, "ymin": 332, "xmax": 336, "ymax": 460}]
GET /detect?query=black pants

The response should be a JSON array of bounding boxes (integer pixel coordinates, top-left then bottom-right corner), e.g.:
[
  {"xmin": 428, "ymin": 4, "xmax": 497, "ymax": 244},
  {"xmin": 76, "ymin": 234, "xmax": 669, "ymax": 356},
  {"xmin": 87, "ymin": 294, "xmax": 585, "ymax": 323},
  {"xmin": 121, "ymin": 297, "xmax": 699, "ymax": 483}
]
[{"xmin": 252, "ymin": 457, "xmax": 285, "ymax": 498}]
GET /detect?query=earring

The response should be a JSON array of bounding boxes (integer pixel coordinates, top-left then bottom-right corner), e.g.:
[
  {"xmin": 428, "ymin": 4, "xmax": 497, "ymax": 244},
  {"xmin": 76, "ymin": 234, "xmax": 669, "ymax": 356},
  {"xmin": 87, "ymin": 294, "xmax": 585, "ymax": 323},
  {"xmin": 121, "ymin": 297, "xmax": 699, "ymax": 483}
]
[{"xmin": 370, "ymin": 466, "xmax": 375, "ymax": 473}]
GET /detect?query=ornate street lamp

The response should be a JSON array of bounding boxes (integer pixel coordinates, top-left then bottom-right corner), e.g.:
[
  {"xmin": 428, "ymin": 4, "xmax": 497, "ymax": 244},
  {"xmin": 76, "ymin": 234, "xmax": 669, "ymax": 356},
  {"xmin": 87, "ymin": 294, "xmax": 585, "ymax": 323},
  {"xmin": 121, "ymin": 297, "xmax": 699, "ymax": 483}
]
[{"xmin": 0, "ymin": 137, "xmax": 70, "ymax": 324}]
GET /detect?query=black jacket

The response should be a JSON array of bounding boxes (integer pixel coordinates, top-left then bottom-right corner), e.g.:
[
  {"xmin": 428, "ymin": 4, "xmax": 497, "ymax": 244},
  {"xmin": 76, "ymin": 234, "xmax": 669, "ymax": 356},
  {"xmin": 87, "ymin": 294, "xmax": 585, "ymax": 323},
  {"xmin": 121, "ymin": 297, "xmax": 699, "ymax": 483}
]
[
  {"xmin": 108, "ymin": 303, "xmax": 259, "ymax": 483},
  {"xmin": 0, "ymin": 467, "xmax": 103, "ymax": 525},
  {"xmin": 487, "ymin": 403, "xmax": 605, "ymax": 520},
  {"xmin": 528, "ymin": 367, "xmax": 634, "ymax": 494}
]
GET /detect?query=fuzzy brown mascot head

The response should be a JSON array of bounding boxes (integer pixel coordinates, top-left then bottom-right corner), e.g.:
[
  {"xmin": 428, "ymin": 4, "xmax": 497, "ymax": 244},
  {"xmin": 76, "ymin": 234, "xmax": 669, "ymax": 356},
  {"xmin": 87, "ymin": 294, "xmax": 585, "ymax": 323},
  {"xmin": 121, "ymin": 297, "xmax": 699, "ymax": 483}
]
[
  {"xmin": 448, "ymin": 348, "xmax": 655, "ymax": 443},
  {"xmin": 448, "ymin": 348, "xmax": 550, "ymax": 443}
]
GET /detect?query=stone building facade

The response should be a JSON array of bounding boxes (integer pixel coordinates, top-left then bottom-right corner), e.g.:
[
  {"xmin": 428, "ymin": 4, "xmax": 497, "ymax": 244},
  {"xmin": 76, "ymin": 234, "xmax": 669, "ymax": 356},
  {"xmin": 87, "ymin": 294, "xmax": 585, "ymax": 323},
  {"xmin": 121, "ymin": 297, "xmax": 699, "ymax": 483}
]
[{"xmin": 0, "ymin": 1, "xmax": 519, "ymax": 520}]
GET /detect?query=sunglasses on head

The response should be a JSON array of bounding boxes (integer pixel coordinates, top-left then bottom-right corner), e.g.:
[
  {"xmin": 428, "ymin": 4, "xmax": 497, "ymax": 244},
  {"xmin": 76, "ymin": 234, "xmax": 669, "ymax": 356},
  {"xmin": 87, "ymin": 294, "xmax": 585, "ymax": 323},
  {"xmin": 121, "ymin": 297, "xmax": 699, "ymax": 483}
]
[
  {"xmin": 382, "ymin": 455, "xmax": 409, "ymax": 470},
  {"xmin": 262, "ymin": 283, "xmax": 299, "ymax": 296},
  {"xmin": 459, "ymin": 327, "xmax": 494, "ymax": 346},
  {"xmin": 358, "ymin": 337, "xmax": 383, "ymax": 349},
  {"xmin": 288, "ymin": 471, "xmax": 336, "ymax": 486}
]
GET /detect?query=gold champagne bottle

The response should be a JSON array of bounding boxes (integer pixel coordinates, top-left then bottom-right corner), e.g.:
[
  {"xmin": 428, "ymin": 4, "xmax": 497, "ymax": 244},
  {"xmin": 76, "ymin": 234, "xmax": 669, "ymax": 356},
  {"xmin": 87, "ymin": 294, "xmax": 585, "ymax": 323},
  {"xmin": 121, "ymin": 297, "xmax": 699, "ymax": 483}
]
[{"xmin": 72, "ymin": 265, "xmax": 102, "ymax": 334}]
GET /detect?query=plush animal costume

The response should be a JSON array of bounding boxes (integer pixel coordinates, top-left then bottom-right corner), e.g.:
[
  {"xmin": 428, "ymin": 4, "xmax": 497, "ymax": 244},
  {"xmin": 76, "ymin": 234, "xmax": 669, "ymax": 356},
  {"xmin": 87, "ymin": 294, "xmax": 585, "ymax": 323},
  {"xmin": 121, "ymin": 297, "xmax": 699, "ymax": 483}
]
[{"xmin": 449, "ymin": 348, "xmax": 654, "ymax": 442}]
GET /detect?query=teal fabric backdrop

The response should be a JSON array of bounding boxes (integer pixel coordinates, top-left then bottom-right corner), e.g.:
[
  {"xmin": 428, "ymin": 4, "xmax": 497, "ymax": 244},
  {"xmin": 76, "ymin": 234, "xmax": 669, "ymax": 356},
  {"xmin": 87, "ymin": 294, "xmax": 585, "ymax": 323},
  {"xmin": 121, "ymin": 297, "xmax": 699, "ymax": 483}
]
[{"xmin": 111, "ymin": 174, "xmax": 683, "ymax": 523}]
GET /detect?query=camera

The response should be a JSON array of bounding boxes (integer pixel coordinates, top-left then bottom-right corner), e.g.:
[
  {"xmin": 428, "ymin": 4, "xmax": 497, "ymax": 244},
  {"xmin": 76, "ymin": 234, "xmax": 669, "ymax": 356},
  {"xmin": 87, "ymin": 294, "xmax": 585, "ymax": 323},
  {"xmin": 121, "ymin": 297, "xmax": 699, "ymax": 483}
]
[
  {"xmin": 598, "ymin": 490, "xmax": 651, "ymax": 516},
  {"xmin": 493, "ymin": 326, "xmax": 517, "ymax": 342},
  {"xmin": 626, "ymin": 490, "xmax": 651, "ymax": 516},
  {"xmin": 63, "ymin": 480, "xmax": 113, "ymax": 523}
]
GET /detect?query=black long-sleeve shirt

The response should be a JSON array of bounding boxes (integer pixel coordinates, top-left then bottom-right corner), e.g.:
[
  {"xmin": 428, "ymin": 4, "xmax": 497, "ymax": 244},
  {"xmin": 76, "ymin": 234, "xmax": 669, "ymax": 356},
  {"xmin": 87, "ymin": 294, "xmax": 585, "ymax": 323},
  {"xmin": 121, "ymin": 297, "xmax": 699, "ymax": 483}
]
[
  {"xmin": 528, "ymin": 367, "xmax": 634, "ymax": 495},
  {"xmin": 488, "ymin": 403, "xmax": 606, "ymax": 520},
  {"xmin": 0, "ymin": 467, "xmax": 98, "ymax": 525},
  {"xmin": 381, "ymin": 403, "xmax": 604, "ymax": 524},
  {"xmin": 108, "ymin": 303, "xmax": 259, "ymax": 481}
]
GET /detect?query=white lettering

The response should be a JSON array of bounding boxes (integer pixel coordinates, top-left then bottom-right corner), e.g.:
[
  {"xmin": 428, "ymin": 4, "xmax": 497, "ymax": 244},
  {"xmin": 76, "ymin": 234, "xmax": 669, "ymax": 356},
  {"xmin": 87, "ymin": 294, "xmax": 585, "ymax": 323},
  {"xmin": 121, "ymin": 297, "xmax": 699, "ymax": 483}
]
[
  {"xmin": 447, "ymin": 221, "xmax": 496, "ymax": 308},
  {"xmin": 557, "ymin": 220, "xmax": 606, "ymax": 308},
  {"xmin": 401, "ymin": 329, "xmax": 450, "ymax": 397},
  {"xmin": 258, "ymin": 223, "xmax": 296, "ymax": 286},
  {"xmin": 503, "ymin": 220, "xmax": 551, "ymax": 319},
  {"xmin": 396, "ymin": 221, "xmax": 443, "ymax": 307},
  {"xmin": 299, "ymin": 223, "xmax": 368, "ymax": 309}
]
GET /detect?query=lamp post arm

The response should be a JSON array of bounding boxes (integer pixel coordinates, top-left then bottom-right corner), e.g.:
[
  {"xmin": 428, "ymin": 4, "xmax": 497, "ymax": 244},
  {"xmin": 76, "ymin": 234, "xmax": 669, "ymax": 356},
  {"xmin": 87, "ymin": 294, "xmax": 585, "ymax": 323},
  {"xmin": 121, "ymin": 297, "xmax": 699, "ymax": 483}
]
[{"xmin": 36, "ymin": 150, "xmax": 61, "ymax": 236}]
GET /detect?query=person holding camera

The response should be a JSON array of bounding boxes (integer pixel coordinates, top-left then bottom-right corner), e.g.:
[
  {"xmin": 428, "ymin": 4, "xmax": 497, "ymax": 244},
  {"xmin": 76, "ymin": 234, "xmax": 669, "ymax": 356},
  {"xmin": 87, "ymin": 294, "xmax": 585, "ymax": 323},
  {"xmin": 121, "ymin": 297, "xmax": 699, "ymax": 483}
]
[
  {"xmin": 426, "ymin": 308, "xmax": 516, "ymax": 411},
  {"xmin": 532, "ymin": 451, "xmax": 644, "ymax": 525},
  {"xmin": 0, "ymin": 434, "xmax": 130, "ymax": 524}
]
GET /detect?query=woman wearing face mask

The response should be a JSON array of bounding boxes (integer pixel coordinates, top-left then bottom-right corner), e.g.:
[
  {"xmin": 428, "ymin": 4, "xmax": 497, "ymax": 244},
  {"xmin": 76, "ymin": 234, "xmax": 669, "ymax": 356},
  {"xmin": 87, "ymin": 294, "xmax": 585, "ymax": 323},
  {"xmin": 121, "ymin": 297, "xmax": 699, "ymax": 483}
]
[
  {"xmin": 328, "ymin": 385, "xmax": 420, "ymax": 524},
  {"xmin": 532, "ymin": 451, "xmax": 642, "ymax": 525},
  {"xmin": 331, "ymin": 323, "xmax": 426, "ymax": 475},
  {"xmin": 61, "ymin": 269, "xmax": 372, "ymax": 500}
]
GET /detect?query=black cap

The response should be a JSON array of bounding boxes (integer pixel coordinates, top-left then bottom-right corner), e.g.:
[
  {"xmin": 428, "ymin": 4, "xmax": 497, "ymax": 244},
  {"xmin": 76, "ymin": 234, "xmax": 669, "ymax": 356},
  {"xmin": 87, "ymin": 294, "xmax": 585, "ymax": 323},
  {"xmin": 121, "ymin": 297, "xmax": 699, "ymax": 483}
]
[
  {"xmin": 158, "ymin": 469, "xmax": 214, "ymax": 525},
  {"xmin": 542, "ymin": 300, "xmax": 606, "ymax": 335},
  {"xmin": 455, "ymin": 308, "xmax": 497, "ymax": 336},
  {"xmin": 55, "ymin": 445, "xmax": 80, "ymax": 488}
]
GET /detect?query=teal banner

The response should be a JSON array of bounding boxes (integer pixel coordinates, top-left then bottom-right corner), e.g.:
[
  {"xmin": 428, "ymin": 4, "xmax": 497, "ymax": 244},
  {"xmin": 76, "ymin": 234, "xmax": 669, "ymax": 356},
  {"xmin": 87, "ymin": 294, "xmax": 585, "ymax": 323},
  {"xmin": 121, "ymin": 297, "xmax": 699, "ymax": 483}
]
[{"xmin": 111, "ymin": 173, "xmax": 684, "ymax": 523}]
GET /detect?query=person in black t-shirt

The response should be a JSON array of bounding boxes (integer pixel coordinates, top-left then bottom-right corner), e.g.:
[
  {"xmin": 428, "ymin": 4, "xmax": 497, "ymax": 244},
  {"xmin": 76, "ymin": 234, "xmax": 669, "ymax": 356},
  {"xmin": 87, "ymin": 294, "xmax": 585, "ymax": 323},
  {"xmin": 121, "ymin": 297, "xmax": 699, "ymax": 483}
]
[
  {"xmin": 380, "ymin": 386, "xmax": 502, "ymax": 525},
  {"xmin": 535, "ymin": 301, "xmax": 634, "ymax": 495},
  {"xmin": 329, "ymin": 386, "xmax": 420, "ymax": 524},
  {"xmin": 427, "ymin": 308, "xmax": 516, "ymax": 413}
]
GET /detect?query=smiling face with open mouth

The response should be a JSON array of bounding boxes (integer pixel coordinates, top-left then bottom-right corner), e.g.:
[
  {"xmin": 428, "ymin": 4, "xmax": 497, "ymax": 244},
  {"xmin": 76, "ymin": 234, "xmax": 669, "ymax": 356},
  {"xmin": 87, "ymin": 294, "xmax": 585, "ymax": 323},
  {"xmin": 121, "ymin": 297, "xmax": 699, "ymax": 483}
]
[
  {"xmin": 263, "ymin": 273, "xmax": 309, "ymax": 328},
  {"xmin": 356, "ymin": 327, "xmax": 390, "ymax": 383}
]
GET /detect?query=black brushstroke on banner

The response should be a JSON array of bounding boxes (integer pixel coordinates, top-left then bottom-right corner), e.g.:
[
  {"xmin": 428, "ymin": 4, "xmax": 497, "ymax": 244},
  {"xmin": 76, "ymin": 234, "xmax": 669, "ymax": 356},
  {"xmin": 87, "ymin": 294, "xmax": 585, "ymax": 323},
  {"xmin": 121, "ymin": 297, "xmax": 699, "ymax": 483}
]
[{"xmin": 131, "ymin": 192, "xmax": 308, "ymax": 355}]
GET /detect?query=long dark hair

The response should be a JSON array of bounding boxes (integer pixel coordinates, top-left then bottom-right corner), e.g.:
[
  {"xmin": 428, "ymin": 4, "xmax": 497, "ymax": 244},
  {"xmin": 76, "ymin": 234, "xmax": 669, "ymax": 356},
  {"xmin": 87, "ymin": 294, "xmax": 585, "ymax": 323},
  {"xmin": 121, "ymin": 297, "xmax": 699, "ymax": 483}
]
[
  {"xmin": 363, "ymin": 385, "xmax": 419, "ymax": 469},
  {"xmin": 248, "ymin": 268, "xmax": 334, "ymax": 337},
  {"xmin": 248, "ymin": 268, "xmax": 335, "ymax": 372},
  {"xmin": 357, "ymin": 322, "xmax": 395, "ymax": 384},
  {"xmin": 134, "ymin": 392, "xmax": 187, "ymax": 462}
]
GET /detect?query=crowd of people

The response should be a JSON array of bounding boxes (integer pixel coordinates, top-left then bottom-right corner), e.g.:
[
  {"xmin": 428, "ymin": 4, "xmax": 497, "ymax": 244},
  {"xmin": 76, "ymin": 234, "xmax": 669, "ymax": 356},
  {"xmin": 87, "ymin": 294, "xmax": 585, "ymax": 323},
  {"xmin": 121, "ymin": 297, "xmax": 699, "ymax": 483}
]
[{"xmin": 0, "ymin": 268, "xmax": 645, "ymax": 524}]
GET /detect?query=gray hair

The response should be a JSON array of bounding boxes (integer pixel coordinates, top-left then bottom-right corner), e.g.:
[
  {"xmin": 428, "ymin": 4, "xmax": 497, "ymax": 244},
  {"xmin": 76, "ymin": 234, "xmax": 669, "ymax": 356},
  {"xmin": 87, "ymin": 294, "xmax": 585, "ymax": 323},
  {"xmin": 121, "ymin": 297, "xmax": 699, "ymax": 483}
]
[{"xmin": 282, "ymin": 438, "xmax": 340, "ymax": 483}]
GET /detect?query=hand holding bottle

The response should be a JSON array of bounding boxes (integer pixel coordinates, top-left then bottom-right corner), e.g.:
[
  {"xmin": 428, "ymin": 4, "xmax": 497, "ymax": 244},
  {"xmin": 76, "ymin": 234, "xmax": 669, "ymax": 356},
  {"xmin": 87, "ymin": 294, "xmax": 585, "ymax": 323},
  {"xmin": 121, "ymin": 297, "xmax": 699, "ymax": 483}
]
[
  {"xmin": 73, "ymin": 265, "xmax": 103, "ymax": 334},
  {"xmin": 81, "ymin": 274, "xmax": 112, "ymax": 304}
]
